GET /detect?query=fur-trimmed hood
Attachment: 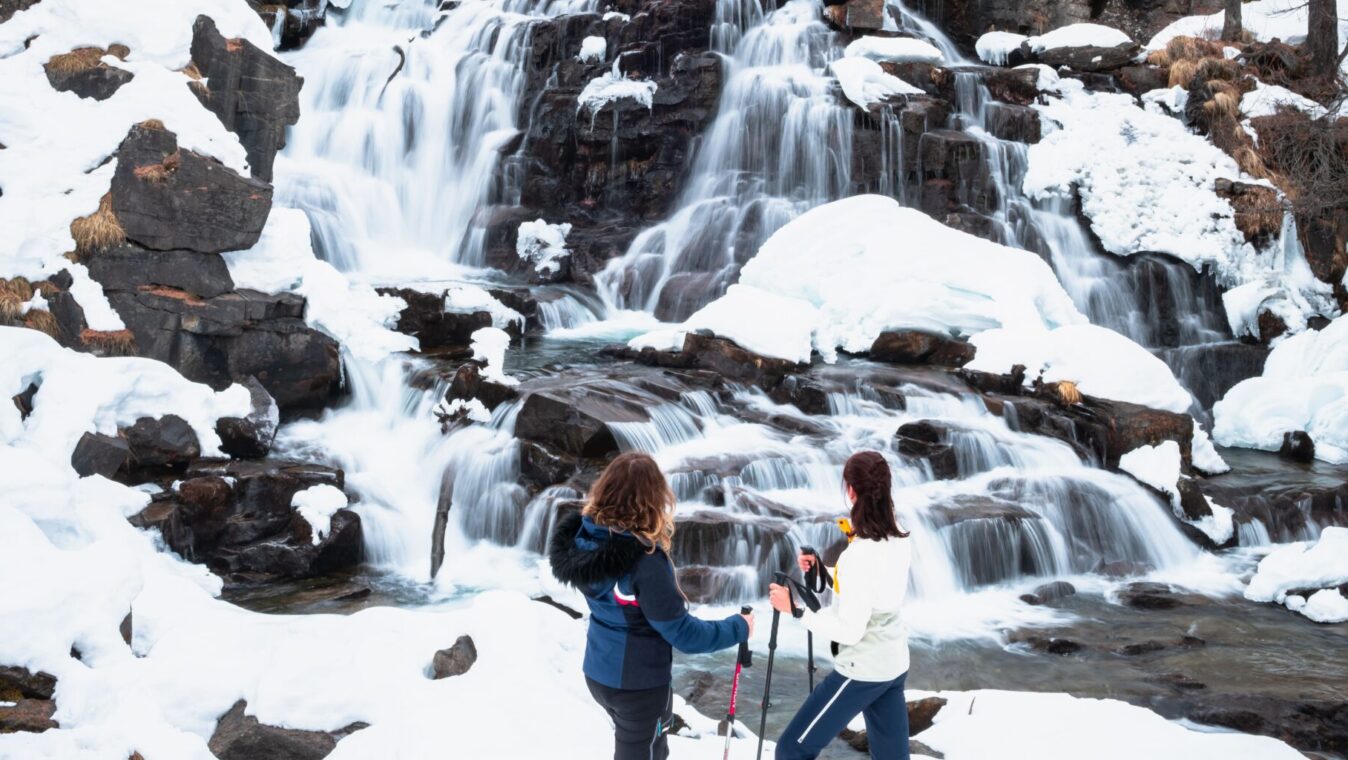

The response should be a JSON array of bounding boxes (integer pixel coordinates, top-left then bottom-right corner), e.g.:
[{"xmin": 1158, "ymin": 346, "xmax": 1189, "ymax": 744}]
[{"xmin": 548, "ymin": 508, "xmax": 646, "ymax": 589}]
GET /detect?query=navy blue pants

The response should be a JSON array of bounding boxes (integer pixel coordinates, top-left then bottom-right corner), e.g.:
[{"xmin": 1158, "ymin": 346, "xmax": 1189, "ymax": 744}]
[{"xmin": 775, "ymin": 670, "xmax": 910, "ymax": 760}]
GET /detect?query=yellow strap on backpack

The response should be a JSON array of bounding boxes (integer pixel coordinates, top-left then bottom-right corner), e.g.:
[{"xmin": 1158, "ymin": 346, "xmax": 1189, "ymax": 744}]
[{"xmin": 833, "ymin": 517, "xmax": 854, "ymax": 593}]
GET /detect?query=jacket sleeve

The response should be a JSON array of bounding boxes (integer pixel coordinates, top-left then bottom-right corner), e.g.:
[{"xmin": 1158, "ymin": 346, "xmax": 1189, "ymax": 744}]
[
  {"xmin": 633, "ymin": 552, "xmax": 748, "ymax": 654},
  {"xmin": 800, "ymin": 546, "xmax": 873, "ymax": 646}
]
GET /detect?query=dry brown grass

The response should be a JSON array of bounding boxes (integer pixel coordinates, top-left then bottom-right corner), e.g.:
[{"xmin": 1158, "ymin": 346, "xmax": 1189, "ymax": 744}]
[
  {"xmin": 23, "ymin": 309, "xmax": 60, "ymax": 338},
  {"xmin": 107, "ymin": 44, "xmax": 130, "ymax": 60},
  {"xmin": 0, "ymin": 277, "xmax": 33, "ymax": 322},
  {"xmin": 133, "ymin": 150, "xmax": 181, "ymax": 183},
  {"xmin": 80, "ymin": 328, "xmax": 136, "ymax": 355},
  {"xmin": 70, "ymin": 193, "xmax": 125, "ymax": 254},
  {"xmin": 138, "ymin": 118, "xmax": 166, "ymax": 131},
  {"xmin": 180, "ymin": 63, "xmax": 202, "ymax": 81},
  {"xmin": 45, "ymin": 47, "xmax": 108, "ymax": 74},
  {"xmin": 1204, "ymin": 88, "xmax": 1241, "ymax": 121},
  {"xmin": 33, "ymin": 280, "xmax": 59, "ymax": 299},
  {"xmin": 1054, "ymin": 381, "xmax": 1082, "ymax": 406}
]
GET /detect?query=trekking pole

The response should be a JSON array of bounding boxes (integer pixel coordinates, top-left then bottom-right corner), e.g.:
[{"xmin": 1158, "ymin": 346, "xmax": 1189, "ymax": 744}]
[
  {"xmin": 755, "ymin": 572, "xmax": 788, "ymax": 760},
  {"xmin": 800, "ymin": 547, "xmax": 821, "ymax": 693},
  {"xmin": 723, "ymin": 605, "xmax": 753, "ymax": 760}
]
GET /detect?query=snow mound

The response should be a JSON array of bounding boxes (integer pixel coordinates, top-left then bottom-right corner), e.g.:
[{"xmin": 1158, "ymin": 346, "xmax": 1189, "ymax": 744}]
[
  {"xmin": 843, "ymin": 36, "xmax": 944, "ymax": 64},
  {"xmin": 291, "ymin": 484, "xmax": 348, "ymax": 545},
  {"xmin": 683, "ymin": 285, "xmax": 820, "ymax": 364},
  {"xmin": 967, "ymin": 324, "xmax": 1195, "ymax": 414},
  {"xmin": 1213, "ymin": 315, "xmax": 1348, "ymax": 463},
  {"xmin": 516, "ymin": 219, "xmax": 572, "ymax": 275},
  {"xmin": 223, "ymin": 209, "xmax": 417, "ymax": 361},
  {"xmin": 1118, "ymin": 441, "xmax": 1182, "ymax": 503},
  {"xmin": 444, "ymin": 284, "xmax": 525, "ymax": 331},
  {"xmin": 1246, "ymin": 527, "xmax": 1348, "ymax": 608},
  {"xmin": 631, "ymin": 195, "xmax": 1085, "ymax": 363},
  {"xmin": 1293, "ymin": 588, "xmax": 1348, "ymax": 623},
  {"xmin": 577, "ymin": 61, "xmax": 657, "ymax": 116},
  {"xmin": 829, "ymin": 56, "xmax": 923, "ymax": 109},
  {"xmin": 470, "ymin": 327, "xmax": 516, "ymax": 386},
  {"xmin": 1241, "ymin": 81, "xmax": 1328, "ymax": 120},
  {"xmin": 919, "ymin": 689, "xmax": 1302, "ymax": 759},
  {"xmin": 976, "ymin": 32, "xmax": 1028, "ymax": 65},
  {"xmin": 1028, "ymin": 23, "xmax": 1132, "ymax": 53},
  {"xmin": 578, "ymin": 35, "xmax": 606, "ymax": 63}
]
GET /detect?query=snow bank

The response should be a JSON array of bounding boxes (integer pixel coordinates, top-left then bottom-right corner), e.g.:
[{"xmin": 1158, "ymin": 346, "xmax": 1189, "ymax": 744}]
[
  {"xmin": 577, "ymin": 61, "xmax": 657, "ymax": 116},
  {"xmin": 1245, "ymin": 527, "xmax": 1348, "ymax": 610},
  {"xmin": 1026, "ymin": 79, "xmax": 1335, "ymax": 333},
  {"xmin": 632, "ymin": 195, "xmax": 1086, "ymax": 363},
  {"xmin": 829, "ymin": 56, "xmax": 923, "ymax": 109},
  {"xmin": 1147, "ymin": 0, "xmax": 1348, "ymax": 53},
  {"xmin": 1213, "ymin": 316, "xmax": 1348, "ymax": 463},
  {"xmin": 1292, "ymin": 588, "xmax": 1348, "ymax": 623},
  {"xmin": 1028, "ymin": 23, "xmax": 1132, "ymax": 53},
  {"xmin": 578, "ymin": 35, "xmax": 606, "ymax": 63},
  {"xmin": 516, "ymin": 219, "xmax": 572, "ymax": 275},
  {"xmin": 1241, "ymin": 81, "xmax": 1328, "ymax": 120},
  {"xmin": 223, "ymin": 209, "xmax": 417, "ymax": 361},
  {"xmin": 976, "ymin": 32, "xmax": 1028, "ymax": 65},
  {"xmin": 967, "ymin": 325, "xmax": 1194, "ymax": 414},
  {"xmin": 469, "ymin": 326, "xmax": 516, "ymax": 386},
  {"xmin": 918, "ymin": 689, "xmax": 1302, "ymax": 759},
  {"xmin": 843, "ymin": 36, "xmax": 944, "ymax": 64},
  {"xmin": 683, "ymin": 285, "xmax": 820, "ymax": 363},
  {"xmin": 0, "ymin": 0, "xmax": 273, "ymax": 332},
  {"xmin": 291, "ymin": 484, "xmax": 348, "ymax": 545},
  {"xmin": 1118, "ymin": 441, "xmax": 1182, "ymax": 504}
]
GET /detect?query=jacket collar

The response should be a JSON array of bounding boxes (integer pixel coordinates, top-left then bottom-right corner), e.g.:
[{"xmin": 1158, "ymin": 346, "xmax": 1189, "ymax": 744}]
[{"xmin": 548, "ymin": 508, "xmax": 646, "ymax": 588}]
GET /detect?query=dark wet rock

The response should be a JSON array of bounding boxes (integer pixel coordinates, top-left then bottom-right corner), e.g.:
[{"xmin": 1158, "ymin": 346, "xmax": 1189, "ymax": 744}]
[
  {"xmin": 614, "ymin": 332, "xmax": 805, "ymax": 389},
  {"xmin": 823, "ymin": 0, "xmax": 884, "ymax": 30},
  {"xmin": 919, "ymin": 129, "xmax": 995, "ymax": 217},
  {"xmin": 1175, "ymin": 697, "xmax": 1348, "ymax": 756},
  {"xmin": 1118, "ymin": 582, "xmax": 1189, "ymax": 610},
  {"xmin": 0, "ymin": 0, "xmax": 40, "ymax": 24},
  {"xmin": 480, "ymin": 207, "xmax": 571, "ymax": 285},
  {"xmin": 1020, "ymin": 580, "xmax": 1076, "ymax": 606},
  {"xmin": 1197, "ymin": 448, "xmax": 1348, "ymax": 541},
  {"xmin": 209, "ymin": 700, "xmax": 364, "ymax": 760},
  {"xmin": 1156, "ymin": 341, "xmax": 1267, "ymax": 416},
  {"xmin": 44, "ymin": 56, "xmax": 133, "ymax": 101},
  {"xmin": 132, "ymin": 460, "xmax": 358, "ymax": 585},
  {"xmin": 106, "ymin": 287, "xmax": 341, "ymax": 411},
  {"xmin": 1117, "ymin": 635, "xmax": 1206, "ymax": 656},
  {"xmin": 870, "ymin": 330, "xmax": 975, "ymax": 367},
  {"xmin": 983, "ymin": 102, "xmax": 1041, "ymax": 143},
  {"xmin": 1039, "ymin": 42, "xmax": 1139, "ymax": 72},
  {"xmin": 1117, "ymin": 64, "xmax": 1168, "ymax": 95},
  {"xmin": 1295, "ymin": 207, "xmax": 1347, "ymax": 297},
  {"xmin": 0, "ymin": 667, "xmax": 56, "ymax": 701},
  {"xmin": 1149, "ymin": 672, "xmax": 1207, "ymax": 691},
  {"xmin": 907, "ymin": 696, "xmax": 947, "ymax": 735},
  {"xmin": 514, "ymin": 378, "xmax": 656, "ymax": 458},
  {"xmin": 216, "ymin": 376, "xmax": 280, "ymax": 459},
  {"xmin": 673, "ymin": 511, "xmax": 794, "ymax": 596},
  {"xmin": 1011, "ymin": 633, "xmax": 1084, "ymax": 655},
  {"xmin": 1215, "ymin": 179, "xmax": 1283, "ymax": 248},
  {"xmin": 1278, "ymin": 431, "xmax": 1316, "ymax": 463},
  {"xmin": 519, "ymin": 441, "xmax": 579, "ymax": 491},
  {"xmin": 70, "ymin": 431, "xmax": 131, "ymax": 479},
  {"xmin": 190, "ymin": 16, "xmax": 302, "ymax": 182},
  {"xmin": 0, "ymin": 698, "xmax": 57, "ymax": 733},
  {"xmin": 980, "ymin": 67, "xmax": 1042, "ymax": 107},
  {"xmin": 430, "ymin": 635, "xmax": 478, "ymax": 679},
  {"xmin": 87, "ymin": 243, "xmax": 235, "ymax": 299},
  {"xmin": 895, "ymin": 421, "xmax": 959, "ymax": 480},
  {"xmin": 11, "ymin": 382, "xmax": 38, "ymax": 420},
  {"xmin": 123, "ymin": 414, "xmax": 201, "ymax": 469},
  {"xmin": 111, "ymin": 124, "xmax": 272, "ymax": 254},
  {"xmin": 444, "ymin": 362, "xmax": 519, "ymax": 412},
  {"xmin": 376, "ymin": 287, "xmax": 505, "ymax": 354},
  {"xmin": 250, "ymin": 0, "xmax": 327, "ymax": 51}
]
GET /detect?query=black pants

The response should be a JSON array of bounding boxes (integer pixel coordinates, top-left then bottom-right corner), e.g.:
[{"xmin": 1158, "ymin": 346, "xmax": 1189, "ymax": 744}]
[{"xmin": 586, "ymin": 676, "xmax": 673, "ymax": 760}]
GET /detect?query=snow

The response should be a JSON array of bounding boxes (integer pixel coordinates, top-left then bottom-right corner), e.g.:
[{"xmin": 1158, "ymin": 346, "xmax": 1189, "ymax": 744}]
[
  {"xmin": 443, "ymin": 284, "xmax": 525, "ymax": 331},
  {"xmin": 1118, "ymin": 441, "xmax": 1182, "ymax": 505},
  {"xmin": 967, "ymin": 325, "xmax": 1195, "ymax": 414},
  {"xmin": 0, "ymin": 0, "xmax": 273, "ymax": 332},
  {"xmin": 1214, "ymin": 316, "xmax": 1348, "ymax": 463},
  {"xmin": 223, "ymin": 209, "xmax": 417, "ymax": 362},
  {"xmin": 1241, "ymin": 81, "xmax": 1328, "ymax": 120},
  {"xmin": 829, "ymin": 56, "xmax": 923, "ymax": 109},
  {"xmin": 291, "ymin": 484, "xmax": 348, "ymax": 545},
  {"xmin": 601, "ymin": 11, "xmax": 630, "ymax": 22},
  {"xmin": 434, "ymin": 397, "xmax": 492, "ymax": 424},
  {"xmin": 469, "ymin": 327, "xmax": 516, "ymax": 386},
  {"xmin": 683, "ymin": 285, "xmax": 820, "ymax": 364},
  {"xmin": 917, "ymin": 689, "xmax": 1302, "ymax": 759},
  {"xmin": 578, "ymin": 35, "xmax": 606, "ymax": 63},
  {"xmin": 577, "ymin": 61, "xmax": 657, "ymax": 116},
  {"xmin": 1026, "ymin": 78, "xmax": 1335, "ymax": 333},
  {"xmin": 1245, "ymin": 527, "xmax": 1348, "ymax": 603},
  {"xmin": 21, "ymin": 292, "xmax": 49, "ymax": 315},
  {"xmin": 632, "ymin": 195, "xmax": 1086, "ymax": 363},
  {"xmin": 976, "ymin": 32, "xmax": 1028, "ymax": 65},
  {"xmin": 1297, "ymin": 588, "xmax": 1348, "ymax": 623},
  {"xmin": 1027, "ymin": 23, "xmax": 1132, "ymax": 53},
  {"xmin": 842, "ymin": 36, "xmax": 944, "ymax": 64},
  {"xmin": 515, "ymin": 219, "xmax": 572, "ymax": 276}
]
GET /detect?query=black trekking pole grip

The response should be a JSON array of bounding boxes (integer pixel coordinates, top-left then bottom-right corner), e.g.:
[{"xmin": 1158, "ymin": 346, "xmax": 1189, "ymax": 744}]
[{"xmin": 738, "ymin": 605, "xmax": 753, "ymax": 667}]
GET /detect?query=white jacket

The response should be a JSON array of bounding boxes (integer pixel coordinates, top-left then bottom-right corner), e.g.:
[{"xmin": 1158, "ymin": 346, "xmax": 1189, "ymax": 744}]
[{"xmin": 799, "ymin": 535, "xmax": 911, "ymax": 682}]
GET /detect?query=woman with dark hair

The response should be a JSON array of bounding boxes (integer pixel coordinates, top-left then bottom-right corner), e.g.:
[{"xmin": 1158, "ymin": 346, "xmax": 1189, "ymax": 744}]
[
  {"xmin": 769, "ymin": 450, "xmax": 912, "ymax": 760},
  {"xmin": 549, "ymin": 452, "xmax": 754, "ymax": 760}
]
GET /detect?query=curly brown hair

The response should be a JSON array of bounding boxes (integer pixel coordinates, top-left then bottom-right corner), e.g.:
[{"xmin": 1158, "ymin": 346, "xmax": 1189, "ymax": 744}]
[{"xmin": 583, "ymin": 452, "xmax": 676, "ymax": 553}]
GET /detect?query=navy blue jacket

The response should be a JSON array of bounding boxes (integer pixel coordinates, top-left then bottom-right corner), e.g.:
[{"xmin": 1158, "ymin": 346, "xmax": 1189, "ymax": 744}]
[{"xmin": 549, "ymin": 509, "xmax": 748, "ymax": 690}]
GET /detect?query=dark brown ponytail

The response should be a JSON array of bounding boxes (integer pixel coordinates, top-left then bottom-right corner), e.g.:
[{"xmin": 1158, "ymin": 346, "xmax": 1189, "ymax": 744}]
[{"xmin": 843, "ymin": 451, "xmax": 908, "ymax": 540}]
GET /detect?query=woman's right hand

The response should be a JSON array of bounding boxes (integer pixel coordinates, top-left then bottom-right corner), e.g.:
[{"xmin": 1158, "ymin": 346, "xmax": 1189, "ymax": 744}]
[
  {"xmin": 739, "ymin": 610, "xmax": 755, "ymax": 639},
  {"xmin": 798, "ymin": 551, "xmax": 817, "ymax": 574}
]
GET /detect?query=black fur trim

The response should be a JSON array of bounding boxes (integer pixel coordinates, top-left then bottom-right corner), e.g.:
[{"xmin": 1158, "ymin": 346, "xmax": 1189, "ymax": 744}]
[{"xmin": 548, "ymin": 508, "xmax": 645, "ymax": 588}]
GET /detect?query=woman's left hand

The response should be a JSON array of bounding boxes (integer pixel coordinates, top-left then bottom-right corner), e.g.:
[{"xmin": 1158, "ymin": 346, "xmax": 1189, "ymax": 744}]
[{"xmin": 768, "ymin": 583, "xmax": 794, "ymax": 614}]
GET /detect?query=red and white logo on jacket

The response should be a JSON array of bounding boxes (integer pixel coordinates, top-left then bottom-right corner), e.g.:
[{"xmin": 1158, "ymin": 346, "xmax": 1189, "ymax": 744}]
[{"xmin": 613, "ymin": 587, "xmax": 639, "ymax": 606}]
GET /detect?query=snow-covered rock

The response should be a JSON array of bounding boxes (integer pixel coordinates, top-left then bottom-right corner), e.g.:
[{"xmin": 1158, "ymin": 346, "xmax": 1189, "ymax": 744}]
[
  {"xmin": 1118, "ymin": 441, "xmax": 1183, "ymax": 504},
  {"xmin": 470, "ymin": 327, "xmax": 516, "ymax": 386},
  {"xmin": 829, "ymin": 56, "xmax": 922, "ymax": 109},
  {"xmin": 1294, "ymin": 588, "xmax": 1348, "ymax": 623},
  {"xmin": 578, "ymin": 35, "xmax": 606, "ymax": 63},
  {"xmin": 843, "ymin": 36, "xmax": 944, "ymax": 64},
  {"xmin": 1241, "ymin": 81, "xmax": 1328, "ymax": 120},
  {"xmin": 1245, "ymin": 527, "xmax": 1348, "ymax": 623},
  {"xmin": 1028, "ymin": 24, "xmax": 1132, "ymax": 53},
  {"xmin": 976, "ymin": 32, "xmax": 1029, "ymax": 65},
  {"xmin": 1214, "ymin": 316, "xmax": 1348, "ymax": 463},
  {"xmin": 515, "ymin": 219, "xmax": 572, "ymax": 276},
  {"xmin": 632, "ymin": 195, "xmax": 1085, "ymax": 363},
  {"xmin": 577, "ymin": 61, "xmax": 657, "ymax": 116},
  {"xmin": 291, "ymin": 484, "xmax": 349, "ymax": 545}
]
